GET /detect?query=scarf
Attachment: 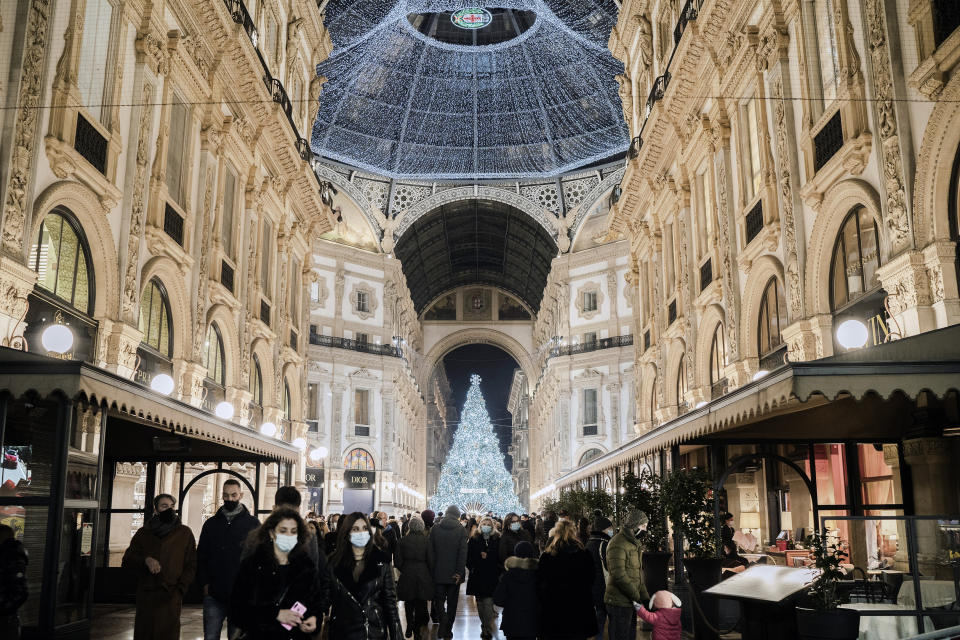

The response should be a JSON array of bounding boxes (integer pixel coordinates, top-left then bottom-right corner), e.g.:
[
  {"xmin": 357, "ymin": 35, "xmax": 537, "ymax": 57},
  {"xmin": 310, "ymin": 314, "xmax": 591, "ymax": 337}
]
[
  {"xmin": 222, "ymin": 502, "xmax": 245, "ymax": 523},
  {"xmin": 146, "ymin": 511, "xmax": 181, "ymax": 539}
]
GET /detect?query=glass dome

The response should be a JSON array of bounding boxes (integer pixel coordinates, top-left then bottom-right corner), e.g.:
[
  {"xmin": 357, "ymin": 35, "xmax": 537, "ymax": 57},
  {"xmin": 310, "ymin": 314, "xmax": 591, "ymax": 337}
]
[{"xmin": 313, "ymin": 1, "xmax": 628, "ymax": 180}]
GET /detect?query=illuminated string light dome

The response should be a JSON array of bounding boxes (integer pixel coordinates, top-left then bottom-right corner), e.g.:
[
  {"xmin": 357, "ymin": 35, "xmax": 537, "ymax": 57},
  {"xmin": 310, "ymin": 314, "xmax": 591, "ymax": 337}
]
[{"xmin": 313, "ymin": 0, "xmax": 627, "ymax": 179}]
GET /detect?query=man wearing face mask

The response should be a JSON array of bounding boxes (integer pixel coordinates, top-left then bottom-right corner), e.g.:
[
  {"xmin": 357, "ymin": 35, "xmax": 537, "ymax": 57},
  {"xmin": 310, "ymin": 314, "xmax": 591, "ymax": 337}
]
[
  {"xmin": 196, "ymin": 479, "xmax": 260, "ymax": 640},
  {"xmin": 122, "ymin": 494, "xmax": 197, "ymax": 640},
  {"xmin": 604, "ymin": 509, "xmax": 650, "ymax": 640},
  {"xmin": 586, "ymin": 515, "xmax": 615, "ymax": 640},
  {"xmin": 498, "ymin": 512, "xmax": 532, "ymax": 562}
]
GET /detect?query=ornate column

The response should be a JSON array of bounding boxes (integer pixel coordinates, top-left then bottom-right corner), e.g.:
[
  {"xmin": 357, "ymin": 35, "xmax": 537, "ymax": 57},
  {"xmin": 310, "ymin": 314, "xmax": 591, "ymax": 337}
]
[
  {"xmin": 607, "ymin": 382, "xmax": 621, "ymax": 448},
  {"xmin": 877, "ymin": 251, "xmax": 936, "ymax": 336},
  {"xmin": 710, "ymin": 122, "xmax": 743, "ymax": 381},
  {"xmin": 902, "ymin": 436, "xmax": 954, "ymax": 575},
  {"xmin": 0, "ymin": 0, "xmax": 51, "ymax": 341}
]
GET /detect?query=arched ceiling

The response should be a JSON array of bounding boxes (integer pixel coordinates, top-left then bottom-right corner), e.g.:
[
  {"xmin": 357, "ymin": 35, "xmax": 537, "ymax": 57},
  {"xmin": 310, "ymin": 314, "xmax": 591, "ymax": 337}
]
[
  {"xmin": 313, "ymin": 0, "xmax": 627, "ymax": 179},
  {"xmin": 394, "ymin": 199, "xmax": 557, "ymax": 313}
]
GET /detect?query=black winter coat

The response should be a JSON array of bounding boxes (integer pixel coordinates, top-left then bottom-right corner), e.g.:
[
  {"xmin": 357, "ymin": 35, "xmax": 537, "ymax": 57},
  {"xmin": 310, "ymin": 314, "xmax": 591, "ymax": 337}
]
[
  {"xmin": 395, "ymin": 533, "xmax": 433, "ymax": 601},
  {"xmin": 537, "ymin": 544, "xmax": 599, "ymax": 640},
  {"xmin": 584, "ymin": 531, "xmax": 611, "ymax": 606},
  {"xmin": 0, "ymin": 537, "xmax": 28, "ymax": 616},
  {"xmin": 329, "ymin": 548, "xmax": 403, "ymax": 640},
  {"xmin": 466, "ymin": 534, "xmax": 501, "ymax": 597},
  {"xmin": 498, "ymin": 527, "xmax": 533, "ymax": 563},
  {"xmin": 492, "ymin": 556, "xmax": 539, "ymax": 638},
  {"xmin": 196, "ymin": 506, "xmax": 260, "ymax": 602},
  {"xmin": 229, "ymin": 544, "xmax": 328, "ymax": 640}
]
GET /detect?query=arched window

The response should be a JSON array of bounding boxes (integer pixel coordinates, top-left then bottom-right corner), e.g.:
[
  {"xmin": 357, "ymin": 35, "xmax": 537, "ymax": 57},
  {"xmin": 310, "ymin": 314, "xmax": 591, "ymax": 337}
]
[
  {"xmin": 579, "ymin": 448, "xmax": 604, "ymax": 466},
  {"xmin": 138, "ymin": 279, "xmax": 172, "ymax": 357},
  {"xmin": 710, "ymin": 323, "xmax": 725, "ymax": 385},
  {"xmin": 344, "ymin": 448, "xmax": 375, "ymax": 470},
  {"xmin": 203, "ymin": 323, "xmax": 225, "ymax": 385},
  {"xmin": 676, "ymin": 355, "xmax": 688, "ymax": 405},
  {"xmin": 283, "ymin": 380, "xmax": 292, "ymax": 420},
  {"xmin": 830, "ymin": 207, "xmax": 881, "ymax": 310},
  {"xmin": 251, "ymin": 355, "xmax": 263, "ymax": 405},
  {"xmin": 29, "ymin": 209, "xmax": 94, "ymax": 314},
  {"xmin": 757, "ymin": 277, "xmax": 786, "ymax": 357}
]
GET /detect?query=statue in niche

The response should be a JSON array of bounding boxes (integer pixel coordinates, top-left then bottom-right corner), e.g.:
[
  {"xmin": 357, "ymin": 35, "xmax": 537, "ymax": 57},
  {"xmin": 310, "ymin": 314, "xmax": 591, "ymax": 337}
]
[
  {"xmin": 616, "ymin": 73, "xmax": 633, "ymax": 126},
  {"xmin": 636, "ymin": 14, "xmax": 653, "ymax": 71}
]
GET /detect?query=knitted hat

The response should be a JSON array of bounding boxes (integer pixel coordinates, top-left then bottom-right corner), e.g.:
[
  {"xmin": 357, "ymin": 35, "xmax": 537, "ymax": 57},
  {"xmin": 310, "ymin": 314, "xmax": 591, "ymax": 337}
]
[
  {"xmin": 514, "ymin": 541, "xmax": 537, "ymax": 558},
  {"xmin": 421, "ymin": 509, "xmax": 436, "ymax": 526},
  {"xmin": 445, "ymin": 505, "xmax": 461, "ymax": 518},
  {"xmin": 592, "ymin": 515, "xmax": 613, "ymax": 531},
  {"xmin": 623, "ymin": 508, "xmax": 649, "ymax": 529}
]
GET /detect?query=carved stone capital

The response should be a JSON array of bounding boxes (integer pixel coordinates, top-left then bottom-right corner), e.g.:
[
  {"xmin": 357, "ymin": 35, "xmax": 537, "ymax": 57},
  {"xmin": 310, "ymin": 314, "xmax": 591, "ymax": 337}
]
[
  {"xmin": 99, "ymin": 319, "xmax": 145, "ymax": 378},
  {"xmin": 876, "ymin": 250, "xmax": 936, "ymax": 335}
]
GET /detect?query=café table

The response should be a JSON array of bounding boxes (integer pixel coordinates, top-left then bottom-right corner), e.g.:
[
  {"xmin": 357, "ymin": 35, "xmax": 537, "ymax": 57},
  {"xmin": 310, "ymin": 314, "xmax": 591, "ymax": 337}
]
[
  {"xmin": 839, "ymin": 603, "xmax": 934, "ymax": 640},
  {"xmin": 897, "ymin": 580, "xmax": 958, "ymax": 608}
]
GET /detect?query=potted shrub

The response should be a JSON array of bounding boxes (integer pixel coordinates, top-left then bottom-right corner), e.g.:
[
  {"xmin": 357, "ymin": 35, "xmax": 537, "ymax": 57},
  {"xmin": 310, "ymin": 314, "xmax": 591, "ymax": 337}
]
[
  {"xmin": 796, "ymin": 531, "xmax": 860, "ymax": 640},
  {"xmin": 662, "ymin": 468, "xmax": 721, "ymax": 640},
  {"xmin": 621, "ymin": 470, "xmax": 671, "ymax": 594}
]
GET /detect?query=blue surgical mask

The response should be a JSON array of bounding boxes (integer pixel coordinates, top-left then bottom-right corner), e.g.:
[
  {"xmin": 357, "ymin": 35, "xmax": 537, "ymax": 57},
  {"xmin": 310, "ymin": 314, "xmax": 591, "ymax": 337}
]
[
  {"xmin": 481, "ymin": 525, "xmax": 492, "ymax": 535},
  {"xmin": 510, "ymin": 522, "xmax": 521, "ymax": 531},
  {"xmin": 350, "ymin": 531, "xmax": 371, "ymax": 548},
  {"xmin": 274, "ymin": 533, "xmax": 297, "ymax": 553}
]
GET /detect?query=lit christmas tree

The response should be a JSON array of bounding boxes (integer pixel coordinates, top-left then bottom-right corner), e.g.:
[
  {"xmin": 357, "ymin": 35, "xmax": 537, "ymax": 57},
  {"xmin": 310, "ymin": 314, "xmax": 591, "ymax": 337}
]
[{"xmin": 430, "ymin": 374, "xmax": 523, "ymax": 516}]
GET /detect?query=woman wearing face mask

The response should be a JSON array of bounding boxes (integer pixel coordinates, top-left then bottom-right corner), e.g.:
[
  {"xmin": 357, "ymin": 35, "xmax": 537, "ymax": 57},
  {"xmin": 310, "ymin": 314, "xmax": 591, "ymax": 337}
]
[
  {"xmin": 229, "ymin": 508, "xmax": 326, "ymax": 639},
  {"xmin": 467, "ymin": 517, "xmax": 502, "ymax": 640},
  {"xmin": 325, "ymin": 513, "xmax": 340, "ymax": 556},
  {"xmin": 394, "ymin": 516, "xmax": 433, "ymax": 640},
  {"xmin": 499, "ymin": 512, "xmax": 532, "ymax": 562},
  {"xmin": 328, "ymin": 512, "xmax": 403, "ymax": 640}
]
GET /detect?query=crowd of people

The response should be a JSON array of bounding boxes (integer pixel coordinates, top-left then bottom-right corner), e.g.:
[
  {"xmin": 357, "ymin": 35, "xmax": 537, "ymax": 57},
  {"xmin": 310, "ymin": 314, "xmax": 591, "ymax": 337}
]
[{"xmin": 106, "ymin": 482, "xmax": 683, "ymax": 640}]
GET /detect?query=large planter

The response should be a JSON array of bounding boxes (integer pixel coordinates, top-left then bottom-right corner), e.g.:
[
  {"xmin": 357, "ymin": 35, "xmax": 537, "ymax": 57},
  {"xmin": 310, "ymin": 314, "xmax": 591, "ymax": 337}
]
[
  {"xmin": 683, "ymin": 557, "xmax": 723, "ymax": 640},
  {"xmin": 642, "ymin": 551, "xmax": 672, "ymax": 596},
  {"xmin": 796, "ymin": 607, "xmax": 860, "ymax": 640}
]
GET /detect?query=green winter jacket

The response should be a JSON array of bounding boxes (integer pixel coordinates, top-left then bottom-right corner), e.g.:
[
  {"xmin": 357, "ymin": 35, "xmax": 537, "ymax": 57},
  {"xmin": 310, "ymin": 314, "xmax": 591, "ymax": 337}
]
[{"xmin": 603, "ymin": 527, "xmax": 648, "ymax": 607}]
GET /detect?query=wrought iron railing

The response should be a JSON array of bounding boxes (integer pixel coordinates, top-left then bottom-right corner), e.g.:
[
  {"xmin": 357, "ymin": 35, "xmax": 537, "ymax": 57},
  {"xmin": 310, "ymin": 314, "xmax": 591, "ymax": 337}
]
[
  {"xmin": 674, "ymin": 0, "xmax": 702, "ymax": 45},
  {"xmin": 710, "ymin": 377, "xmax": 728, "ymax": 400},
  {"xmin": 227, "ymin": 0, "xmax": 258, "ymax": 43},
  {"xmin": 745, "ymin": 199, "xmax": 764, "ymax": 245},
  {"xmin": 759, "ymin": 344, "xmax": 788, "ymax": 371},
  {"xmin": 74, "ymin": 113, "xmax": 108, "ymax": 174},
  {"xmin": 699, "ymin": 257, "xmax": 713, "ymax": 292},
  {"xmin": 550, "ymin": 335, "xmax": 633, "ymax": 357},
  {"xmin": 646, "ymin": 72, "xmax": 671, "ymax": 114},
  {"xmin": 308, "ymin": 333, "xmax": 402, "ymax": 357},
  {"xmin": 813, "ymin": 110, "xmax": 844, "ymax": 172},
  {"xmin": 933, "ymin": 0, "xmax": 960, "ymax": 47},
  {"xmin": 163, "ymin": 203, "xmax": 184, "ymax": 246},
  {"xmin": 220, "ymin": 260, "xmax": 234, "ymax": 293}
]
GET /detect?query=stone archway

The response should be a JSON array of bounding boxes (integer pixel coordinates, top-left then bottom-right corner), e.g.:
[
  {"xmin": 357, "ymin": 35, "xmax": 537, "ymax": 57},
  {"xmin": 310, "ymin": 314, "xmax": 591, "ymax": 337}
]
[{"xmin": 420, "ymin": 328, "xmax": 536, "ymax": 392}]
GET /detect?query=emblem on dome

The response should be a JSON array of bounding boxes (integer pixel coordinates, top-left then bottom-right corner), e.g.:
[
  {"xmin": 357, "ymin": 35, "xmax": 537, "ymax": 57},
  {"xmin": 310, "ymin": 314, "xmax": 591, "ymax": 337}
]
[{"xmin": 451, "ymin": 7, "xmax": 492, "ymax": 30}]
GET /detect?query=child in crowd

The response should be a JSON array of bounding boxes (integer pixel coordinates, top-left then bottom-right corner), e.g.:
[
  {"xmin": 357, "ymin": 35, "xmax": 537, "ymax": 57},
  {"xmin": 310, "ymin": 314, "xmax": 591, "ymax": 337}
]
[{"xmin": 635, "ymin": 590, "xmax": 682, "ymax": 640}]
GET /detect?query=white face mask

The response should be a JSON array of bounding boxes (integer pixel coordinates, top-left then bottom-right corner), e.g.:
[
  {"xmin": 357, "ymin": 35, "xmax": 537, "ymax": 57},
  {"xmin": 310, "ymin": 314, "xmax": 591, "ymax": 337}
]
[
  {"xmin": 481, "ymin": 525, "xmax": 492, "ymax": 535},
  {"xmin": 605, "ymin": 528, "xmax": 615, "ymax": 537},
  {"xmin": 510, "ymin": 522, "xmax": 521, "ymax": 531},
  {"xmin": 350, "ymin": 531, "xmax": 371, "ymax": 548},
  {"xmin": 275, "ymin": 533, "xmax": 297, "ymax": 553}
]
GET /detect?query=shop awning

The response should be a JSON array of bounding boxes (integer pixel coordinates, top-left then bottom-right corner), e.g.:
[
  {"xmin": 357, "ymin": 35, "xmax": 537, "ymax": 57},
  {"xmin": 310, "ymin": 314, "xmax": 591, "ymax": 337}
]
[
  {"xmin": 0, "ymin": 348, "xmax": 300, "ymax": 464},
  {"xmin": 556, "ymin": 324, "xmax": 960, "ymax": 486}
]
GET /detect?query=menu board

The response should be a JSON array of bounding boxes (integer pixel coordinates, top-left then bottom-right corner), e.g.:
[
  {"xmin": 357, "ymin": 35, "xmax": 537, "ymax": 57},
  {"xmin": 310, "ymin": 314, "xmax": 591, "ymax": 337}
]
[{"xmin": 704, "ymin": 565, "xmax": 820, "ymax": 603}]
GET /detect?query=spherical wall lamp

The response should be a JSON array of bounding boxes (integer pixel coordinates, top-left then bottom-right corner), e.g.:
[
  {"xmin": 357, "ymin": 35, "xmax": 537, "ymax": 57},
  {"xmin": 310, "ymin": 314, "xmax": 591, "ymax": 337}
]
[
  {"xmin": 259, "ymin": 422, "xmax": 277, "ymax": 437},
  {"xmin": 214, "ymin": 401, "xmax": 235, "ymax": 420},
  {"xmin": 150, "ymin": 373, "xmax": 175, "ymax": 395},
  {"xmin": 41, "ymin": 322, "xmax": 73, "ymax": 355},
  {"xmin": 753, "ymin": 370, "xmax": 769, "ymax": 381},
  {"xmin": 292, "ymin": 437, "xmax": 307, "ymax": 451},
  {"xmin": 836, "ymin": 319, "xmax": 869, "ymax": 350},
  {"xmin": 308, "ymin": 448, "xmax": 323, "ymax": 462}
]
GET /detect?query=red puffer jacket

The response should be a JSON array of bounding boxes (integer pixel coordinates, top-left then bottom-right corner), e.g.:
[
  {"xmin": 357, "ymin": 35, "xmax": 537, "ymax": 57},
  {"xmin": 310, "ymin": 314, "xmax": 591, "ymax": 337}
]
[{"xmin": 637, "ymin": 605, "xmax": 682, "ymax": 640}]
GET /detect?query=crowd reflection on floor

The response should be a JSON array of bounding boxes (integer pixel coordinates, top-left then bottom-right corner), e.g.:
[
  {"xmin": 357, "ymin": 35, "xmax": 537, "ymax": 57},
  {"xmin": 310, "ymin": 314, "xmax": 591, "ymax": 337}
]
[{"xmin": 90, "ymin": 582, "xmax": 673, "ymax": 639}]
